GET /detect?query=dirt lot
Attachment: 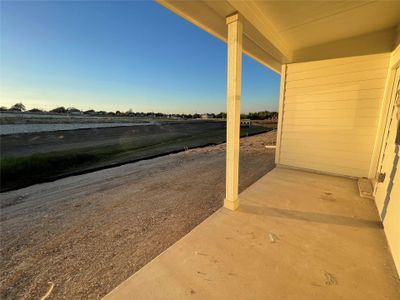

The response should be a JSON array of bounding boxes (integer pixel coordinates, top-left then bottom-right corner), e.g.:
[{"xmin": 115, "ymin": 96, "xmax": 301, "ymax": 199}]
[{"xmin": 0, "ymin": 131, "xmax": 276, "ymax": 299}]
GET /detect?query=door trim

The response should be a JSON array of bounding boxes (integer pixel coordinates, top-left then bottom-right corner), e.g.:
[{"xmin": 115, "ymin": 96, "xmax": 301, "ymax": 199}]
[{"xmin": 370, "ymin": 44, "xmax": 400, "ymax": 182}]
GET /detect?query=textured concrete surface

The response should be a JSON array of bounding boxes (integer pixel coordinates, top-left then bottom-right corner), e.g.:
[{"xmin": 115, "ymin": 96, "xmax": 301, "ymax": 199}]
[{"xmin": 104, "ymin": 167, "xmax": 400, "ymax": 300}]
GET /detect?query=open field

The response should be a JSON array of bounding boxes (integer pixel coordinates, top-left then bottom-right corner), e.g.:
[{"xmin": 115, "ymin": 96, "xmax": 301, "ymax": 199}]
[
  {"xmin": 0, "ymin": 112, "xmax": 154, "ymax": 125},
  {"xmin": 0, "ymin": 121, "xmax": 269, "ymax": 191},
  {"xmin": 0, "ymin": 131, "xmax": 276, "ymax": 299},
  {"xmin": 0, "ymin": 122, "xmax": 157, "ymax": 135}
]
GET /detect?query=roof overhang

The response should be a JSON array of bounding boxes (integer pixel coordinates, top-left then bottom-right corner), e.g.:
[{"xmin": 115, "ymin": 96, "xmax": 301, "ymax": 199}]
[{"xmin": 157, "ymin": 0, "xmax": 400, "ymax": 74}]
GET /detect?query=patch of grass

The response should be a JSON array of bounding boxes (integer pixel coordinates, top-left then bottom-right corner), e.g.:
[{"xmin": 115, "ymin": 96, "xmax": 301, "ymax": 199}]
[
  {"xmin": 0, "ymin": 143, "xmax": 133, "ymax": 191},
  {"xmin": 1, "ymin": 152, "xmax": 99, "ymax": 190}
]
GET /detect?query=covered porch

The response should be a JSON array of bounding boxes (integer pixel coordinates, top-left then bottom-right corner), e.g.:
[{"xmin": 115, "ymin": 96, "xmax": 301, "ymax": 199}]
[
  {"xmin": 103, "ymin": 1, "xmax": 400, "ymax": 298},
  {"xmin": 104, "ymin": 167, "xmax": 400, "ymax": 299}
]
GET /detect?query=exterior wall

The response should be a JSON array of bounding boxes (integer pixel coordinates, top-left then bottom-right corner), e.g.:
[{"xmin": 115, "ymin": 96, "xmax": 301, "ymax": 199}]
[
  {"xmin": 277, "ymin": 53, "xmax": 390, "ymax": 177},
  {"xmin": 383, "ymin": 164, "xmax": 400, "ymax": 276},
  {"xmin": 373, "ymin": 45, "xmax": 400, "ymax": 276}
]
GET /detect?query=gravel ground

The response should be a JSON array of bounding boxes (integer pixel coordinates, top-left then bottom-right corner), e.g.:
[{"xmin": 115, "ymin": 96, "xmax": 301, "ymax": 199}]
[{"xmin": 0, "ymin": 131, "xmax": 276, "ymax": 299}]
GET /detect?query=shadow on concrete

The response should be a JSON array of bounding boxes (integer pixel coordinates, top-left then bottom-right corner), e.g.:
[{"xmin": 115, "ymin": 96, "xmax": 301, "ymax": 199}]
[{"xmin": 241, "ymin": 204, "xmax": 383, "ymax": 229}]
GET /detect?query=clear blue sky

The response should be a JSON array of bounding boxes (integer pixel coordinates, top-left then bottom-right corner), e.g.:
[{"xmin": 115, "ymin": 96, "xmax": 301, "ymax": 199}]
[{"xmin": 0, "ymin": 1, "xmax": 280, "ymax": 114}]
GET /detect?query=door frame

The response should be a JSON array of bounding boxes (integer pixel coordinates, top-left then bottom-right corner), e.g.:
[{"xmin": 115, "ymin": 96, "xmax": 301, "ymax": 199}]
[{"xmin": 370, "ymin": 45, "xmax": 400, "ymax": 184}]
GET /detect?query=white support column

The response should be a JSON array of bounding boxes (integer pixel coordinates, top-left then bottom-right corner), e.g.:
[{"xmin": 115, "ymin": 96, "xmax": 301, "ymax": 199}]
[{"xmin": 224, "ymin": 13, "xmax": 243, "ymax": 211}]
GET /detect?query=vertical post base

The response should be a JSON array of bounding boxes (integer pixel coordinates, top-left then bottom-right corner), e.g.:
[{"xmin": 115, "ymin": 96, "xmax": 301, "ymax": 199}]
[{"xmin": 224, "ymin": 198, "xmax": 240, "ymax": 211}]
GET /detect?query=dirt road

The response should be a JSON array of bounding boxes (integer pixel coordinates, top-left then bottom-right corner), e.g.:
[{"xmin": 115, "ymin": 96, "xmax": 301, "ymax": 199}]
[{"xmin": 0, "ymin": 131, "xmax": 276, "ymax": 299}]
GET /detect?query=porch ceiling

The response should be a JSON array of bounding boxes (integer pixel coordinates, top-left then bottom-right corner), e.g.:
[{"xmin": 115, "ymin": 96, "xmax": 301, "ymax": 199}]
[
  {"xmin": 103, "ymin": 167, "xmax": 400, "ymax": 299},
  {"xmin": 157, "ymin": 0, "xmax": 400, "ymax": 72}
]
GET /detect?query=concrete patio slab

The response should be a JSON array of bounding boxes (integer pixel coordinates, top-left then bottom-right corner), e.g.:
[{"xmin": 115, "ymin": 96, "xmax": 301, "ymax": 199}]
[{"xmin": 103, "ymin": 167, "xmax": 400, "ymax": 300}]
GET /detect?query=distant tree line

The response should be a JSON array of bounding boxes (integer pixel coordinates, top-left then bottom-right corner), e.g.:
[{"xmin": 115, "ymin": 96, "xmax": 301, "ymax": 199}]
[
  {"xmin": 1, "ymin": 103, "xmax": 26, "ymax": 112},
  {"xmin": 241, "ymin": 111, "xmax": 278, "ymax": 120},
  {"xmin": 0, "ymin": 103, "xmax": 278, "ymax": 120}
]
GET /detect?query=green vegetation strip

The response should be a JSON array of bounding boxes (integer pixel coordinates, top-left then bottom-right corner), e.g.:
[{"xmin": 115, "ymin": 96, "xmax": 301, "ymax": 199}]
[{"xmin": 1, "ymin": 127, "xmax": 269, "ymax": 192}]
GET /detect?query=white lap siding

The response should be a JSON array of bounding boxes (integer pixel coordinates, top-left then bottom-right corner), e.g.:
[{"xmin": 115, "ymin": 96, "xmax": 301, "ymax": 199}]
[{"xmin": 277, "ymin": 53, "xmax": 390, "ymax": 177}]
